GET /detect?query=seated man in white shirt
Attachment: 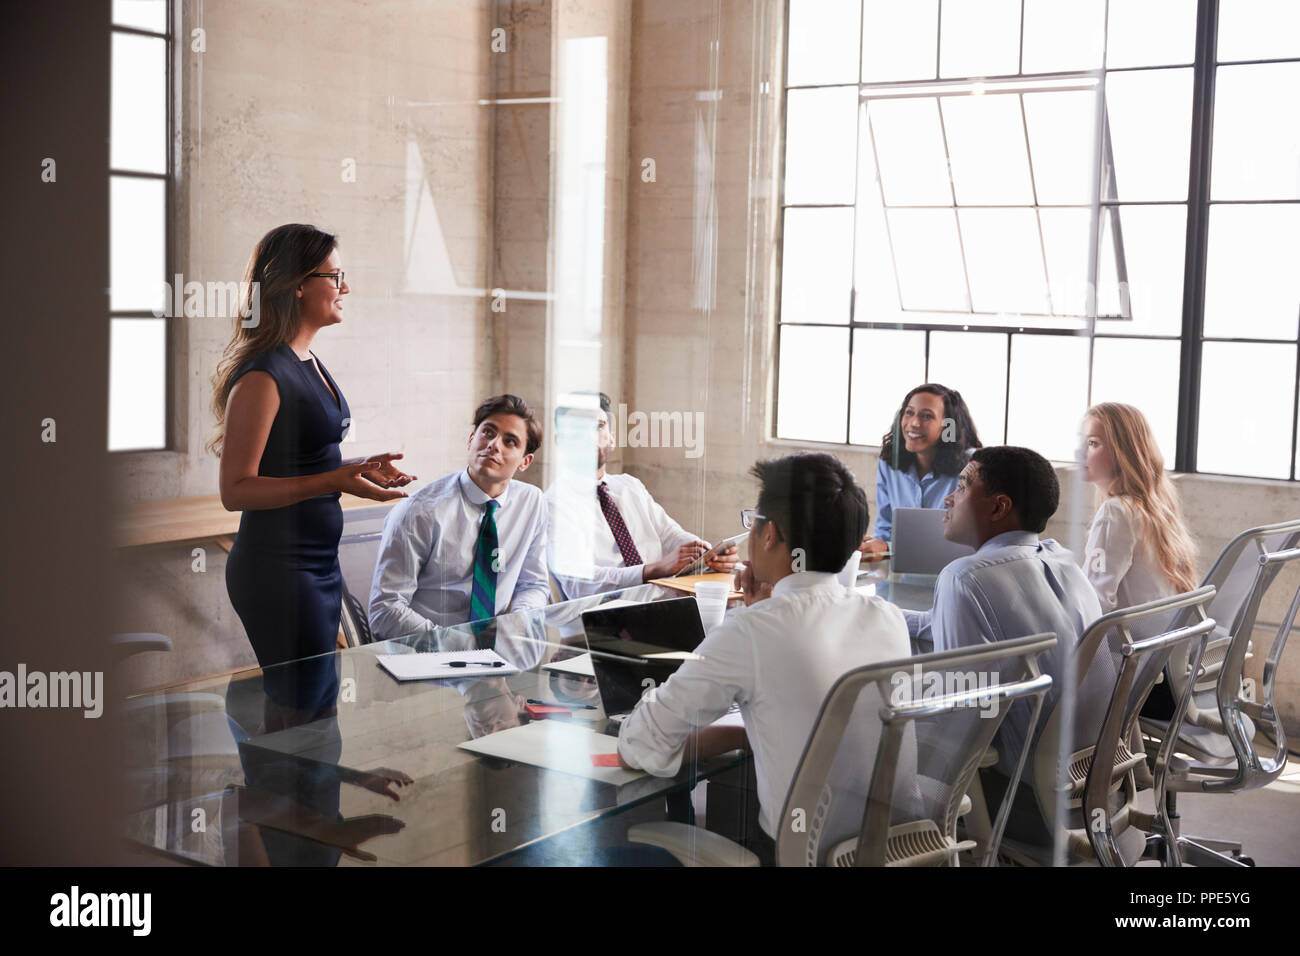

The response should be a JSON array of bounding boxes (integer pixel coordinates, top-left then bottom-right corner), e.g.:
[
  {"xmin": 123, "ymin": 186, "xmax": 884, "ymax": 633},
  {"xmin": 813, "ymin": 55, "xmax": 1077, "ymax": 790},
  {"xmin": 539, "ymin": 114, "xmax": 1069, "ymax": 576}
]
[
  {"xmin": 902, "ymin": 445, "xmax": 1105, "ymax": 845},
  {"xmin": 617, "ymin": 452, "xmax": 911, "ymax": 863},
  {"xmin": 546, "ymin": 392, "xmax": 739, "ymax": 600},
  {"xmin": 369, "ymin": 394, "xmax": 551, "ymax": 639}
]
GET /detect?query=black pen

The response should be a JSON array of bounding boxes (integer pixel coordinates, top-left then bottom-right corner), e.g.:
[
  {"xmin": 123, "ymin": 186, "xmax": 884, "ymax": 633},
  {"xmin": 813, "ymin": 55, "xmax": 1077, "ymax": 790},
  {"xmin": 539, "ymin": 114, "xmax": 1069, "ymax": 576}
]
[
  {"xmin": 527, "ymin": 698, "xmax": 596, "ymax": 710},
  {"xmin": 445, "ymin": 660, "xmax": 505, "ymax": 668}
]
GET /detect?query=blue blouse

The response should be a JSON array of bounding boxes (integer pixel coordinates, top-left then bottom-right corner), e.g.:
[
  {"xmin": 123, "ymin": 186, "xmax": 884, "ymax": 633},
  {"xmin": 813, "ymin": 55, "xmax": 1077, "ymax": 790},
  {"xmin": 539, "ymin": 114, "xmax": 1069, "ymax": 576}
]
[{"xmin": 872, "ymin": 457, "xmax": 962, "ymax": 543}]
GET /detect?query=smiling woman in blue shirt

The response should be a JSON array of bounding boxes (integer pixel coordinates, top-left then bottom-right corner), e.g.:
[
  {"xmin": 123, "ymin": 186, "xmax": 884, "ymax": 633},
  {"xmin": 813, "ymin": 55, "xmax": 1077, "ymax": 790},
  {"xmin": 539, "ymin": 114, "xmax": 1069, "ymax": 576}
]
[{"xmin": 860, "ymin": 383, "xmax": 983, "ymax": 560}]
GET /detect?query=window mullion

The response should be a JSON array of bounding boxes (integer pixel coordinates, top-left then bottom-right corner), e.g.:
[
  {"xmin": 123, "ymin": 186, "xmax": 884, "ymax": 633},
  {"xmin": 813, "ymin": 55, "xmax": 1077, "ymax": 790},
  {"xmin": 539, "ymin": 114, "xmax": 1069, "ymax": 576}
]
[{"xmin": 1174, "ymin": 0, "xmax": 1219, "ymax": 474}]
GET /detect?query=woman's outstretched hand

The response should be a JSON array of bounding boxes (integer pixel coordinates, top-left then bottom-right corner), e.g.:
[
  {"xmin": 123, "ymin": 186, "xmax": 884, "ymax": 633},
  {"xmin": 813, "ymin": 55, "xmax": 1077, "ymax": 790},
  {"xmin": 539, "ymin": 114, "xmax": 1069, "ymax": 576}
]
[
  {"xmin": 358, "ymin": 452, "xmax": 416, "ymax": 489},
  {"xmin": 333, "ymin": 460, "xmax": 410, "ymax": 502}
]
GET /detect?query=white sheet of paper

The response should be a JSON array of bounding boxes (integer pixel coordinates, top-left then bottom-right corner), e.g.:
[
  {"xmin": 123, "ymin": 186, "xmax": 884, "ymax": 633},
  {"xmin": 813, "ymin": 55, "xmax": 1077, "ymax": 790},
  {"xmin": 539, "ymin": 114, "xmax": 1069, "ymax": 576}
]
[
  {"xmin": 542, "ymin": 652, "xmax": 595, "ymax": 677},
  {"xmin": 457, "ymin": 719, "xmax": 644, "ymax": 785},
  {"xmin": 376, "ymin": 649, "xmax": 519, "ymax": 681}
]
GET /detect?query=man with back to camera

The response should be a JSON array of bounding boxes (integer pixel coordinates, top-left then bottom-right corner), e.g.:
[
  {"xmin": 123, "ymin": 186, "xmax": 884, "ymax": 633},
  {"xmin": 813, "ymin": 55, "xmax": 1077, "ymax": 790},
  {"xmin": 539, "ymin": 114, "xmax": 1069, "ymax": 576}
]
[
  {"xmin": 616, "ymin": 452, "xmax": 911, "ymax": 863},
  {"xmin": 545, "ymin": 392, "xmax": 739, "ymax": 601},
  {"xmin": 902, "ymin": 445, "xmax": 1106, "ymax": 843},
  {"xmin": 368, "ymin": 394, "xmax": 550, "ymax": 639}
]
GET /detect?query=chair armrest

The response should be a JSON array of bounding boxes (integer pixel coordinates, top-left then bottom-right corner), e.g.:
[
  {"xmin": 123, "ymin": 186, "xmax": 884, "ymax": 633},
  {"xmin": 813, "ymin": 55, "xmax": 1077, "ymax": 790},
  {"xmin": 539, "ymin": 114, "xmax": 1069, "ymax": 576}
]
[
  {"xmin": 110, "ymin": 632, "xmax": 174, "ymax": 656},
  {"xmin": 626, "ymin": 822, "xmax": 761, "ymax": 867}
]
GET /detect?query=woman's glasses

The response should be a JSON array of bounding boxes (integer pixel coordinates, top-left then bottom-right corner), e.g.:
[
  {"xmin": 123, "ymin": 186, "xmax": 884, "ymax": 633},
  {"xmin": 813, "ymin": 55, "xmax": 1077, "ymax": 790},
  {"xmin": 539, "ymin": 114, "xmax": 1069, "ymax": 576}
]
[{"xmin": 307, "ymin": 271, "xmax": 345, "ymax": 290}]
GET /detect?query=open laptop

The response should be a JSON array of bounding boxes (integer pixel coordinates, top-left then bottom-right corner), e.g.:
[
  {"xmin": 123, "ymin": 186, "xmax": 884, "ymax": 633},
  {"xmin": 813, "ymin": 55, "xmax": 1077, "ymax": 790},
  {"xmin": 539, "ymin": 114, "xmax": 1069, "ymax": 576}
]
[
  {"xmin": 580, "ymin": 597, "xmax": 708, "ymax": 722},
  {"xmin": 889, "ymin": 507, "xmax": 975, "ymax": 575}
]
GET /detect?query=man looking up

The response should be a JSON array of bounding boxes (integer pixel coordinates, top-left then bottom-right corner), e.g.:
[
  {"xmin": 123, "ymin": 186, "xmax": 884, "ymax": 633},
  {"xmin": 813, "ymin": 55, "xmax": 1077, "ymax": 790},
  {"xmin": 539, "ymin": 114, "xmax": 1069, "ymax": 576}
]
[{"xmin": 369, "ymin": 395, "xmax": 550, "ymax": 638}]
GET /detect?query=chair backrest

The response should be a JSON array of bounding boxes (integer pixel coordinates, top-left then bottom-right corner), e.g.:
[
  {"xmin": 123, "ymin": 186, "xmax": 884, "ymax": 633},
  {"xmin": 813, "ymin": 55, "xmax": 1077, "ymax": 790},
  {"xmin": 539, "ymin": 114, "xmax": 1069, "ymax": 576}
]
[
  {"xmin": 1030, "ymin": 585, "xmax": 1217, "ymax": 865},
  {"xmin": 1169, "ymin": 520, "xmax": 1300, "ymax": 791},
  {"xmin": 776, "ymin": 633, "xmax": 1058, "ymax": 867},
  {"xmin": 338, "ymin": 587, "xmax": 372, "ymax": 647},
  {"xmin": 337, "ymin": 530, "xmax": 384, "ymax": 645}
]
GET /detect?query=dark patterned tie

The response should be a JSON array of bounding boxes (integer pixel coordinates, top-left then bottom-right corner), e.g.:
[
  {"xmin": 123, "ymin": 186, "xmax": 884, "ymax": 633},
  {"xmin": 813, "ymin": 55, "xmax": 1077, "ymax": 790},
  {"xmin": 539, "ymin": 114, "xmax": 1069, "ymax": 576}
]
[
  {"xmin": 597, "ymin": 482, "xmax": 643, "ymax": 567},
  {"xmin": 470, "ymin": 500, "xmax": 499, "ymax": 624}
]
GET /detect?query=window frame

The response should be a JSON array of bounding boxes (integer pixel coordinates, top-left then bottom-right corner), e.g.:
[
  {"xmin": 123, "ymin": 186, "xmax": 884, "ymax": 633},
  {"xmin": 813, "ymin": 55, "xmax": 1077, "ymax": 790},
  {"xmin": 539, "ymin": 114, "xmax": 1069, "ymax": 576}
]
[
  {"xmin": 774, "ymin": 0, "xmax": 1300, "ymax": 482},
  {"xmin": 109, "ymin": 2, "xmax": 174, "ymax": 453}
]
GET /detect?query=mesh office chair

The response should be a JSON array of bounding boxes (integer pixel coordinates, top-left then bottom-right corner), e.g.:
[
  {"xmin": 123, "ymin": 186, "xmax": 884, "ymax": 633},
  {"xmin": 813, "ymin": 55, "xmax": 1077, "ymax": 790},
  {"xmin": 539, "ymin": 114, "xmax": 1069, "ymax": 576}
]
[
  {"xmin": 337, "ymin": 529, "xmax": 384, "ymax": 646},
  {"xmin": 992, "ymin": 586, "xmax": 1217, "ymax": 867},
  {"xmin": 626, "ymin": 634, "xmax": 1058, "ymax": 867},
  {"xmin": 1140, "ymin": 520, "xmax": 1300, "ymax": 866}
]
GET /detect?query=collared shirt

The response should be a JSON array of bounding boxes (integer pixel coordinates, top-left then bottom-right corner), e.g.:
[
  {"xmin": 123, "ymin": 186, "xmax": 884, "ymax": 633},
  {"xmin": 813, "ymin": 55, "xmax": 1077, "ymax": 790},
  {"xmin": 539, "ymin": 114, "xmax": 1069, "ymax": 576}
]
[
  {"xmin": 873, "ymin": 457, "xmax": 961, "ymax": 543},
  {"xmin": 545, "ymin": 472, "xmax": 699, "ymax": 601},
  {"xmin": 1082, "ymin": 496, "xmax": 1176, "ymax": 639},
  {"xmin": 902, "ymin": 530, "xmax": 1104, "ymax": 774},
  {"xmin": 369, "ymin": 469, "xmax": 550, "ymax": 638},
  {"xmin": 618, "ymin": 571, "xmax": 912, "ymax": 841}
]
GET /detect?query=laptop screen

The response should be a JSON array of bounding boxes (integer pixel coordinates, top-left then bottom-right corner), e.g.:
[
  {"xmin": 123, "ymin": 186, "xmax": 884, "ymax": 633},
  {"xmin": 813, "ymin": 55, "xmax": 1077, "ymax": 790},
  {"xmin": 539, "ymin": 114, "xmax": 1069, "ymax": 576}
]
[
  {"xmin": 581, "ymin": 597, "xmax": 708, "ymax": 717},
  {"xmin": 890, "ymin": 507, "xmax": 974, "ymax": 575}
]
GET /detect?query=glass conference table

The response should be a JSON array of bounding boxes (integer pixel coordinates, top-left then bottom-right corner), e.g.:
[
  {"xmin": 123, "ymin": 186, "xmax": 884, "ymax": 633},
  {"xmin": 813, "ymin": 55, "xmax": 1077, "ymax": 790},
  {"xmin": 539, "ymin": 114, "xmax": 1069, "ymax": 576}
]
[{"xmin": 122, "ymin": 563, "xmax": 933, "ymax": 866}]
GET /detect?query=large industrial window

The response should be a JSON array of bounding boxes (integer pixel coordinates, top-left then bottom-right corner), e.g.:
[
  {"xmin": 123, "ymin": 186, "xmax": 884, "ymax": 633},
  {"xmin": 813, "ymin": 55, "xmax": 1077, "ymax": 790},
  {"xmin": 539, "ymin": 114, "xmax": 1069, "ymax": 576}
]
[{"xmin": 776, "ymin": 0, "xmax": 1300, "ymax": 480}]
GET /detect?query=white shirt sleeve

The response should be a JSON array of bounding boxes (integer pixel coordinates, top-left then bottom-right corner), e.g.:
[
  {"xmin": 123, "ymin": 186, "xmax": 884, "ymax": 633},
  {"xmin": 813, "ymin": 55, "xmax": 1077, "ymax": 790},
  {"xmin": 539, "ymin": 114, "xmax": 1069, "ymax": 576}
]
[
  {"xmin": 1082, "ymin": 498, "xmax": 1137, "ymax": 615},
  {"xmin": 546, "ymin": 483, "xmax": 644, "ymax": 600},
  {"xmin": 551, "ymin": 564, "xmax": 643, "ymax": 601},
  {"xmin": 617, "ymin": 619, "xmax": 754, "ymax": 776},
  {"xmin": 368, "ymin": 497, "xmax": 438, "ymax": 640},
  {"xmin": 509, "ymin": 494, "xmax": 553, "ymax": 613}
]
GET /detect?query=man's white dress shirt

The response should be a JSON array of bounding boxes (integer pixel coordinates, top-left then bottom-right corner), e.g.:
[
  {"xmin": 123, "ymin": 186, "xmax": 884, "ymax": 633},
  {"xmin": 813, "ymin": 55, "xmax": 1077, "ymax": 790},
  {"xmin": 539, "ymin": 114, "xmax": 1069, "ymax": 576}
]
[
  {"xmin": 903, "ymin": 530, "xmax": 1105, "ymax": 774},
  {"xmin": 546, "ymin": 472, "xmax": 700, "ymax": 600},
  {"xmin": 618, "ymin": 571, "xmax": 912, "ymax": 843},
  {"xmin": 369, "ymin": 469, "xmax": 550, "ymax": 639}
]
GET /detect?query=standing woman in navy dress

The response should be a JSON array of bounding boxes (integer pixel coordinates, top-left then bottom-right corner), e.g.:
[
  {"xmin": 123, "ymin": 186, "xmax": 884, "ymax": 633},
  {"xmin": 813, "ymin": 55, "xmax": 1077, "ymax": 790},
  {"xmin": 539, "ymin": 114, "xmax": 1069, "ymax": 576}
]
[{"xmin": 210, "ymin": 224, "xmax": 414, "ymax": 726}]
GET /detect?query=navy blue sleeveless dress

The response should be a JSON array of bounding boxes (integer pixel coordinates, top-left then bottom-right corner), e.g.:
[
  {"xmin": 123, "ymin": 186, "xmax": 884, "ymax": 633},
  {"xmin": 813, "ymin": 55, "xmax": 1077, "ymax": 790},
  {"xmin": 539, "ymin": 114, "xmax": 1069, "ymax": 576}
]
[{"xmin": 225, "ymin": 343, "xmax": 350, "ymax": 713}]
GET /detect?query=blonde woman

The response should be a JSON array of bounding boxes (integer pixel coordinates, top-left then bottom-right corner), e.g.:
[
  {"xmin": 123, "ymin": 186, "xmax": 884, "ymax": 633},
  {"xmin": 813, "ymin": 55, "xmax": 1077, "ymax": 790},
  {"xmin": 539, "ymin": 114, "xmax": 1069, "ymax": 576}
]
[{"xmin": 1079, "ymin": 403, "xmax": 1198, "ymax": 632}]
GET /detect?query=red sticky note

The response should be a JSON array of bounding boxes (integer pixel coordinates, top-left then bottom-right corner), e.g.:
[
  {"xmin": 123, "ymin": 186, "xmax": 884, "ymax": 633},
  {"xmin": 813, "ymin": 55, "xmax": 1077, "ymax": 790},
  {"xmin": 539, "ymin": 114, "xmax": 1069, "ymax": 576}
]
[
  {"xmin": 591, "ymin": 753, "xmax": 621, "ymax": 767},
  {"xmin": 525, "ymin": 704, "xmax": 570, "ymax": 720}
]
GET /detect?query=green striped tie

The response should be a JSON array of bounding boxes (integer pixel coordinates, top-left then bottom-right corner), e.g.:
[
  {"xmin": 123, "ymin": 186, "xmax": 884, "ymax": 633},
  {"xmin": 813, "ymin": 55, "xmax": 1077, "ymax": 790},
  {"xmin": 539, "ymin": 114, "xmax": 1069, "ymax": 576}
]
[{"xmin": 470, "ymin": 500, "xmax": 499, "ymax": 625}]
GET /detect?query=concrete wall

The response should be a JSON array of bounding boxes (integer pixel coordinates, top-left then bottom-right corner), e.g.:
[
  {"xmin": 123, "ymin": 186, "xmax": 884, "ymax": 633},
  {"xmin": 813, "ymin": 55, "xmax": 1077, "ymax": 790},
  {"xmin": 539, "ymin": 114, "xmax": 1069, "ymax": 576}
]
[
  {"xmin": 113, "ymin": 0, "xmax": 498, "ymax": 686},
  {"xmin": 114, "ymin": 0, "xmax": 496, "ymax": 503}
]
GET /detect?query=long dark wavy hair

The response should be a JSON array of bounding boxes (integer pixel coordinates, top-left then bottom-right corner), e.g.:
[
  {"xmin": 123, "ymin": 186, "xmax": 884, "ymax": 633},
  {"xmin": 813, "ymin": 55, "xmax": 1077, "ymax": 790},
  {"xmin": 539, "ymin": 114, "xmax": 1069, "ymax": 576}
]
[
  {"xmin": 207, "ymin": 224, "xmax": 338, "ymax": 455},
  {"xmin": 878, "ymin": 383, "xmax": 983, "ymax": 477}
]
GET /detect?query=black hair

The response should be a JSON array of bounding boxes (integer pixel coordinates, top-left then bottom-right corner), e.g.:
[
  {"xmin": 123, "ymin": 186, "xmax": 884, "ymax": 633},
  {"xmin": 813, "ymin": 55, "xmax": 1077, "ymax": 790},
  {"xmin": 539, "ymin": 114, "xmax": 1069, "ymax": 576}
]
[
  {"xmin": 473, "ymin": 394, "xmax": 543, "ymax": 456},
  {"xmin": 879, "ymin": 383, "xmax": 983, "ymax": 476},
  {"xmin": 969, "ymin": 446, "xmax": 1059, "ymax": 533},
  {"xmin": 749, "ymin": 453, "xmax": 868, "ymax": 573}
]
